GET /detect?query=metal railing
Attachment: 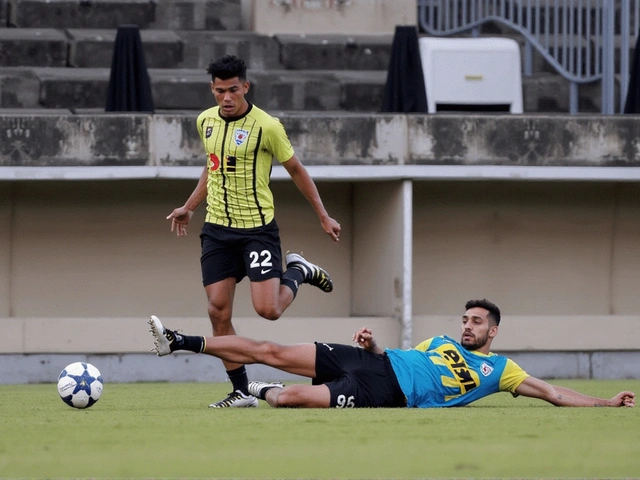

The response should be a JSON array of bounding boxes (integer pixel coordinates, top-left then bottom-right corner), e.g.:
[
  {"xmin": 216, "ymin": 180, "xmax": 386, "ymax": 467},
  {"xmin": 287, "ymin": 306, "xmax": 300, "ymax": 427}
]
[{"xmin": 418, "ymin": 0, "xmax": 640, "ymax": 114}]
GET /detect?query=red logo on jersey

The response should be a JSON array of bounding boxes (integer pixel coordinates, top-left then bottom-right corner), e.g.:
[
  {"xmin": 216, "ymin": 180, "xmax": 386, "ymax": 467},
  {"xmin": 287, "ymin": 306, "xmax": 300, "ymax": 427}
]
[
  {"xmin": 209, "ymin": 153, "xmax": 220, "ymax": 171},
  {"xmin": 480, "ymin": 362, "xmax": 494, "ymax": 377}
]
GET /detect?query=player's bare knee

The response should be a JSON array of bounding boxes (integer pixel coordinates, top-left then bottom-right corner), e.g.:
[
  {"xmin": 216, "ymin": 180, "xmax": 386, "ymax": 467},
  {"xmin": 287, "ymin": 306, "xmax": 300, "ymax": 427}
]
[
  {"xmin": 207, "ymin": 301, "xmax": 230, "ymax": 320},
  {"xmin": 255, "ymin": 305, "xmax": 283, "ymax": 321},
  {"xmin": 272, "ymin": 385, "xmax": 305, "ymax": 407},
  {"xmin": 208, "ymin": 312, "xmax": 233, "ymax": 336}
]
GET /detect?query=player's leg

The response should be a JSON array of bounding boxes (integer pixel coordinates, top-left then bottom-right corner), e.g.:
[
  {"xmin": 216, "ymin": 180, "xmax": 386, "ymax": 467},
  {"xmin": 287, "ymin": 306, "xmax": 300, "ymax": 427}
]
[
  {"xmin": 200, "ymin": 223, "xmax": 256, "ymax": 408},
  {"xmin": 253, "ymin": 376, "xmax": 361, "ymax": 409},
  {"xmin": 243, "ymin": 220, "xmax": 302, "ymax": 319},
  {"xmin": 254, "ymin": 383, "xmax": 332, "ymax": 408},
  {"xmin": 202, "ymin": 335, "xmax": 318, "ymax": 377},
  {"xmin": 203, "ymin": 279, "xmax": 258, "ymax": 408},
  {"xmin": 249, "ymin": 277, "xmax": 296, "ymax": 320},
  {"xmin": 204, "ymin": 278, "xmax": 237, "ymax": 344},
  {"xmin": 244, "ymin": 220, "xmax": 333, "ymax": 319},
  {"xmin": 148, "ymin": 316, "xmax": 318, "ymax": 377},
  {"xmin": 251, "ymin": 344, "xmax": 369, "ymax": 409},
  {"xmin": 250, "ymin": 264, "xmax": 325, "ymax": 319}
]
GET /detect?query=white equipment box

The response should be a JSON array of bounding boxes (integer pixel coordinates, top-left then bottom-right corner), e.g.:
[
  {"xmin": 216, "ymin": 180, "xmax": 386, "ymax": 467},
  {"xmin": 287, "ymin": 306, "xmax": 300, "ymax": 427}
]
[{"xmin": 418, "ymin": 37, "xmax": 523, "ymax": 113}]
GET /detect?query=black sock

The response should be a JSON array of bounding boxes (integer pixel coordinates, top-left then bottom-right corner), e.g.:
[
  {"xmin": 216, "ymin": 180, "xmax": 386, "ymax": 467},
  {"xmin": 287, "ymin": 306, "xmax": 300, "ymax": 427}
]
[
  {"xmin": 171, "ymin": 333, "xmax": 204, "ymax": 354},
  {"xmin": 227, "ymin": 366, "xmax": 249, "ymax": 395},
  {"xmin": 281, "ymin": 267, "xmax": 305, "ymax": 298},
  {"xmin": 257, "ymin": 385, "xmax": 282, "ymax": 400}
]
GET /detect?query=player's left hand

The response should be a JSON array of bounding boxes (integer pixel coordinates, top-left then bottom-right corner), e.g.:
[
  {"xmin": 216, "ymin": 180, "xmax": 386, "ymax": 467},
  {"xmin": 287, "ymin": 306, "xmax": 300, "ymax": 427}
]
[
  {"xmin": 322, "ymin": 216, "xmax": 341, "ymax": 242},
  {"xmin": 611, "ymin": 391, "xmax": 635, "ymax": 407}
]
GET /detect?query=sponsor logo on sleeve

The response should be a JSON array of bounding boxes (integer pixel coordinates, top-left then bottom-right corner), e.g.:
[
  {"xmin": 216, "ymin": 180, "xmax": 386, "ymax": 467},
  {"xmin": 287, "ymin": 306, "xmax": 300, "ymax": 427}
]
[{"xmin": 209, "ymin": 153, "xmax": 220, "ymax": 171}]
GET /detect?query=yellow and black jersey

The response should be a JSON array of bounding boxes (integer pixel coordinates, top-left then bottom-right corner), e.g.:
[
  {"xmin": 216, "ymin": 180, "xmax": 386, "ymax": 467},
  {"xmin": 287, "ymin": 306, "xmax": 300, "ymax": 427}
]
[{"xmin": 196, "ymin": 103, "xmax": 295, "ymax": 229}]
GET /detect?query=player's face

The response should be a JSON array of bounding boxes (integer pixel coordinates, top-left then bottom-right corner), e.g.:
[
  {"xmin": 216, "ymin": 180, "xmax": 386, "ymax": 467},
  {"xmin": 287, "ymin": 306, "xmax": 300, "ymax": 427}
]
[
  {"xmin": 211, "ymin": 76, "xmax": 250, "ymax": 118},
  {"xmin": 460, "ymin": 307, "xmax": 495, "ymax": 350}
]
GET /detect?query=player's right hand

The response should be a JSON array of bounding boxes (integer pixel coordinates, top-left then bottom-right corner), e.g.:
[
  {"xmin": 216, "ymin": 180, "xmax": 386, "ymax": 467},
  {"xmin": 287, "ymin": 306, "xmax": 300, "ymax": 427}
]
[
  {"xmin": 353, "ymin": 327, "xmax": 377, "ymax": 351},
  {"xmin": 166, "ymin": 207, "xmax": 193, "ymax": 237}
]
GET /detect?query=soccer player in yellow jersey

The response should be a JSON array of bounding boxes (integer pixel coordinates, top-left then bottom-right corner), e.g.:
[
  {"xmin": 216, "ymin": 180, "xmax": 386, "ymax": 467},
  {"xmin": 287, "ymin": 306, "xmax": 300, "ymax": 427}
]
[
  {"xmin": 165, "ymin": 55, "xmax": 341, "ymax": 408},
  {"xmin": 149, "ymin": 299, "xmax": 635, "ymax": 409}
]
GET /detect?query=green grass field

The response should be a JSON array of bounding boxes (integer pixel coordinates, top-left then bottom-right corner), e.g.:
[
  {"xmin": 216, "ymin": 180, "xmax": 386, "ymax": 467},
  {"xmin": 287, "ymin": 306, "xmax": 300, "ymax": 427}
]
[{"xmin": 1, "ymin": 380, "xmax": 639, "ymax": 479}]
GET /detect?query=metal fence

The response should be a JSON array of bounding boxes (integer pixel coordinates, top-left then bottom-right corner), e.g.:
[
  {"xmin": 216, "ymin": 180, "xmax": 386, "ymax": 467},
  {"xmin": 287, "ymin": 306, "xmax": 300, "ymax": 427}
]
[{"xmin": 418, "ymin": 0, "xmax": 640, "ymax": 114}]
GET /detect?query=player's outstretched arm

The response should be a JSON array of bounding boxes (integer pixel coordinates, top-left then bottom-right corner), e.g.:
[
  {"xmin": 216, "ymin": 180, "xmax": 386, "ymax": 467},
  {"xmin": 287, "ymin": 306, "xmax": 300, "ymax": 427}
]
[
  {"xmin": 282, "ymin": 155, "xmax": 341, "ymax": 242},
  {"xmin": 515, "ymin": 376, "xmax": 635, "ymax": 407}
]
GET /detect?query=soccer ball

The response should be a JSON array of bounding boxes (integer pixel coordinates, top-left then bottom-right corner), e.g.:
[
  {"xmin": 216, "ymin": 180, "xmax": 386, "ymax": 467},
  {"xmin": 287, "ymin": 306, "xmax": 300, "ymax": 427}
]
[{"xmin": 57, "ymin": 362, "xmax": 103, "ymax": 409}]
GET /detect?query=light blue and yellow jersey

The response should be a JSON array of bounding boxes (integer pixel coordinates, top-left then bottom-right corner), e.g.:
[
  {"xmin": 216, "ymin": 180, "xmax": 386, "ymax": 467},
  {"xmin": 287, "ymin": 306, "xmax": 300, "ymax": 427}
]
[
  {"xmin": 196, "ymin": 103, "xmax": 295, "ymax": 229},
  {"xmin": 386, "ymin": 335, "xmax": 529, "ymax": 408}
]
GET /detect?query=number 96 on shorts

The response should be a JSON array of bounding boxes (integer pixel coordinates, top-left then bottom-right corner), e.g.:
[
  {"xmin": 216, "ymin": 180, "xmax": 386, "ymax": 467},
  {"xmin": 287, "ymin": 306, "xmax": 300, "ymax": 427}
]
[{"xmin": 336, "ymin": 394, "xmax": 355, "ymax": 408}]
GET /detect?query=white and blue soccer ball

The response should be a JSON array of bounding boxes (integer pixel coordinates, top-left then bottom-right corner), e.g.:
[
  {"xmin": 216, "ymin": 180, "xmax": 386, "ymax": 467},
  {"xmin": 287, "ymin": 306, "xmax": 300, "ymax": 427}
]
[{"xmin": 57, "ymin": 362, "xmax": 103, "ymax": 409}]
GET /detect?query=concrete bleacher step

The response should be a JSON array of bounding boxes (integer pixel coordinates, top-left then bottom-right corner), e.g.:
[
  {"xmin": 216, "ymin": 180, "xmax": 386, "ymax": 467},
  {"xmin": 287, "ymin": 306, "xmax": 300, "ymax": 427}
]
[
  {"xmin": 177, "ymin": 31, "xmax": 280, "ymax": 70},
  {"xmin": 0, "ymin": 26, "xmax": 281, "ymax": 70},
  {"xmin": 3, "ymin": 67, "xmax": 387, "ymax": 111},
  {"xmin": 35, "ymin": 67, "xmax": 110, "ymax": 109},
  {"xmin": 0, "ymin": 67, "xmax": 40, "ymax": 108},
  {"xmin": 276, "ymin": 34, "xmax": 393, "ymax": 70},
  {"xmin": 1, "ymin": 0, "xmax": 7, "ymax": 27},
  {"xmin": 1, "ymin": 65, "xmax": 601, "ymax": 113},
  {"xmin": 0, "ymin": 28, "xmax": 67, "ymax": 66},
  {"xmin": 67, "ymin": 29, "xmax": 281, "ymax": 70},
  {"xmin": 248, "ymin": 69, "xmax": 386, "ymax": 111},
  {"xmin": 6, "ymin": 0, "xmax": 241, "ymax": 30},
  {"xmin": 8, "ymin": 0, "xmax": 156, "ymax": 28},
  {"xmin": 67, "ymin": 29, "xmax": 184, "ymax": 68}
]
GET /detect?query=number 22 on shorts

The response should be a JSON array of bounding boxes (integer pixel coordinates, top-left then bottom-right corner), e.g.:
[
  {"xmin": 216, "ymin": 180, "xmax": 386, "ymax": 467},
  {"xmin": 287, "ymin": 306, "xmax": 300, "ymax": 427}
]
[{"xmin": 250, "ymin": 250, "xmax": 273, "ymax": 274}]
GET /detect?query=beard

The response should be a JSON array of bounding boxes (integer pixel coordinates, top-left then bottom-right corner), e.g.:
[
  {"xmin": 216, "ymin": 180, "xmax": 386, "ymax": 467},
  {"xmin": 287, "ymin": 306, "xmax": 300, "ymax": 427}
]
[{"xmin": 460, "ymin": 332, "xmax": 489, "ymax": 350}]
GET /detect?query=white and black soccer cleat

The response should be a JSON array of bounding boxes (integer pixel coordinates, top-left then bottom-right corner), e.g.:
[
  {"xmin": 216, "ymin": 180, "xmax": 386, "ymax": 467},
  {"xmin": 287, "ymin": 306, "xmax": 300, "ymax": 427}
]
[
  {"xmin": 148, "ymin": 315, "xmax": 180, "ymax": 357},
  {"xmin": 285, "ymin": 252, "xmax": 333, "ymax": 293},
  {"xmin": 209, "ymin": 390, "xmax": 259, "ymax": 408},
  {"xmin": 248, "ymin": 381, "xmax": 284, "ymax": 400}
]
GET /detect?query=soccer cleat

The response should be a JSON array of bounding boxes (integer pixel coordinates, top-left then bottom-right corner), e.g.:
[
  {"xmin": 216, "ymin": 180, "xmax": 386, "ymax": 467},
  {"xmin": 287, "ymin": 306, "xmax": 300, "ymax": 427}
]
[
  {"xmin": 208, "ymin": 390, "xmax": 259, "ymax": 408},
  {"xmin": 285, "ymin": 252, "xmax": 333, "ymax": 293},
  {"xmin": 148, "ymin": 315, "xmax": 180, "ymax": 357},
  {"xmin": 248, "ymin": 381, "xmax": 284, "ymax": 400}
]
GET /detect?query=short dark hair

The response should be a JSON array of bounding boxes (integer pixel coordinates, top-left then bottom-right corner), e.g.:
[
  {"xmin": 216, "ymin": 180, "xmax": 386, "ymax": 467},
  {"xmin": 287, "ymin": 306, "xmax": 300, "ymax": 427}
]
[
  {"xmin": 206, "ymin": 55, "xmax": 247, "ymax": 82},
  {"xmin": 465, "ymin": 299, "xmax": 501, "ymax": 325}
]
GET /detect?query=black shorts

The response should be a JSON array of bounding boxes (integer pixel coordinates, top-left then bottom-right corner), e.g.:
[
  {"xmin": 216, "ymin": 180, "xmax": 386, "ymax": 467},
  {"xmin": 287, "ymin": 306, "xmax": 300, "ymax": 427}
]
[
  {"xmin": 313, "ymin": 342, "xmax": 407, "ymax": 408},
  {"xmin": 200, "ymin": 220, "xmax": 283, "ymax": 286}
]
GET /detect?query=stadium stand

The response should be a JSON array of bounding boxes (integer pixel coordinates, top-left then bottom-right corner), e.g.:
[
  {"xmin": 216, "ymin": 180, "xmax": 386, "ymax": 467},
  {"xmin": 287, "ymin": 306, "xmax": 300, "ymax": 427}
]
[
  {"xmin": 0, "ymin": 0, "xmax": 632, "ymax": 113},
  {"xmin": 0, "ymin": 0, "xmax": 395, "ymax": 112}
]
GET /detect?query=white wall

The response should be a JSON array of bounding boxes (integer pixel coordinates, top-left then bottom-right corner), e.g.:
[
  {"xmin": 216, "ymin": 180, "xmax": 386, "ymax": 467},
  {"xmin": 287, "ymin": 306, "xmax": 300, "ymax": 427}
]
[
  {"xmin": 2, "ymin": 178, "xmax": 640, "ymax": 356},
  {"xmin": 241, "ymin": 0, "xmax": 417, "ymax": 35}
]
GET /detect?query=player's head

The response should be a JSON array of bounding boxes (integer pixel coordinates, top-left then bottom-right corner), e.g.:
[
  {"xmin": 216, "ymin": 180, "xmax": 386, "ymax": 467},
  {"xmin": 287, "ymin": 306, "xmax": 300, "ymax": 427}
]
[
  {"xmin": 206, "ymin": 55, "xmax": 247, "ymax": 82},
  {"xmin": 460, "ymin": 299, "xmax": 501, "ymax": 351},
  {"xmin": 465, "ymin": 299, "xmax": 501, "ymax": 325},
  {"xmin": 207, "ymin": 55, "xmax": 250, "ymax": 118}
]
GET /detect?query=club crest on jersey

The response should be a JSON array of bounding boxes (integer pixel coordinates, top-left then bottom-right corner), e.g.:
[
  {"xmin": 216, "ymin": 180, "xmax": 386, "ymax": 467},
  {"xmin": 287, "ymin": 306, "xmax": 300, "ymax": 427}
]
[
  {"xmin": 205, "ymin": 126, "xmax": 213, "ymax": 138},
  {"xmin": 234, "ymin": 129, "xmax": 249, "ymax": 146},
  {"xmin": 480, "ymin": 362, "xmax": 494, "ymax": 377}
]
